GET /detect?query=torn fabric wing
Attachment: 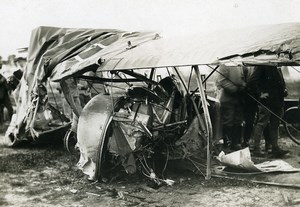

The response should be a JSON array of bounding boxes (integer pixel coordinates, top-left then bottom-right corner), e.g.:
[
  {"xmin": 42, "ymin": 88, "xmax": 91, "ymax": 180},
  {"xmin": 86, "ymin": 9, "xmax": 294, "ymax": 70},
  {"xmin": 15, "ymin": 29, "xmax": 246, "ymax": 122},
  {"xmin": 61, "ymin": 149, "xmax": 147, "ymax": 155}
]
[
  {"xmin": 7, "ymin": 26, "xmax": 159, "ymax": 142},
  {"xmin": 217, "ymin": 148, "xmax": 300, "ymax": 173}
]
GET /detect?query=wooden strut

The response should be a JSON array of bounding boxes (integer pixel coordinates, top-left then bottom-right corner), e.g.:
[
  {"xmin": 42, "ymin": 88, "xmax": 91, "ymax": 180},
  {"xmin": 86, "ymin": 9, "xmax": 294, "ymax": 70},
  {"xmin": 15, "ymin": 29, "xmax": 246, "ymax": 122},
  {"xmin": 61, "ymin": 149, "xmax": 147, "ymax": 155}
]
[
  {"xmin": 173, "ymin": 66, "xmax": 213, "ymax": 180},
  {"xmin": 193, "ymin": 65, "xmax": 213, "ymax": 180},
  {"xmin": 173, "ymin": 65, "xmax": 213, "ymax": 180}
]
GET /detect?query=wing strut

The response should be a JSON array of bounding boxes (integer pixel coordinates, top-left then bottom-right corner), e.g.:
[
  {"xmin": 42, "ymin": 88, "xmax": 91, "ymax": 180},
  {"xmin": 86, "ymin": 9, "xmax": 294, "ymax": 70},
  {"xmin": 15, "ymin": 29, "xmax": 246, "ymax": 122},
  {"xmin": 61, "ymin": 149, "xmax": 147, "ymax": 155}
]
[{"xmin": 193, "ymin": 65, "xmax": 213, "ymax": 180}]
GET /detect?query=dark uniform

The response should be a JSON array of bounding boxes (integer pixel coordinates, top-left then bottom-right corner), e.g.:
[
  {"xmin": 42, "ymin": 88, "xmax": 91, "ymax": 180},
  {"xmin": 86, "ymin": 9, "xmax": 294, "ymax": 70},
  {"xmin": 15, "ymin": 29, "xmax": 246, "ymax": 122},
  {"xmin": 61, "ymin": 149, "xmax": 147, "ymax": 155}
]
[
  {"xmin": 247, "ymin": 65, "xmax": 288, "ymax": 157},
  {"xmin": 0, "ymin": 73, "xmax": 13, "ymax": 123},
  {"xmin": 216, "ymin": 65, "xmax": 246, "ymax": 150},
  {"xmin": 243, "ymin": 67, "xmax": 271, "ymax": 149}
]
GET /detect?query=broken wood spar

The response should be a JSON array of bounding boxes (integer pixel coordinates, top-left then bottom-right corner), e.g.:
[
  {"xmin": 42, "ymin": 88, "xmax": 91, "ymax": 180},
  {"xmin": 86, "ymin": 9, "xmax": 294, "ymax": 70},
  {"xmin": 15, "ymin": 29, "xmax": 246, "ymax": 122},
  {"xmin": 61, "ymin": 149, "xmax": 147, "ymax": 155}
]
[{"xmin": 193, "ymin": 65, "xmax": 213, "ymax": 180}]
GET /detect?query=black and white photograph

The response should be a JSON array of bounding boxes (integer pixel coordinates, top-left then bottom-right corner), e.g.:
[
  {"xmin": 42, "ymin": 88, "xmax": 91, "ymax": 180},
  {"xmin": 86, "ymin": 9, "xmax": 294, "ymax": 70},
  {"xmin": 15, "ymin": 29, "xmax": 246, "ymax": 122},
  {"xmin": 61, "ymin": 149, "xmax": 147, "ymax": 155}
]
[{"xmin": 0, "ymin": 0, "xmax": 300, "ymax": 206}]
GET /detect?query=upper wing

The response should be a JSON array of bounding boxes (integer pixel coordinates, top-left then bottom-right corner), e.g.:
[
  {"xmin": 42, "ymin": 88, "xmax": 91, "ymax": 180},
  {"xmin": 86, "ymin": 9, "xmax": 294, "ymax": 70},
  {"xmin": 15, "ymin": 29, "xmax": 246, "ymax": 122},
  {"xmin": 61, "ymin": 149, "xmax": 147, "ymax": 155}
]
[{"xmin": 98, "ymin": 23, "xmax": 300, "ymax": 71}]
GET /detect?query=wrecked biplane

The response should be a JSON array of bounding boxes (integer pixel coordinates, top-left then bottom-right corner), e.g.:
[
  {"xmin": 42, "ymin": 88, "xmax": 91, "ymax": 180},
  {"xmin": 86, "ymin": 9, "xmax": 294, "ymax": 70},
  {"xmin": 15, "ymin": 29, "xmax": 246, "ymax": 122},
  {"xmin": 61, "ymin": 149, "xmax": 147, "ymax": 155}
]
[{"xmin": 5, "ymin": 23, "xmax": 300, "ymax": 182}]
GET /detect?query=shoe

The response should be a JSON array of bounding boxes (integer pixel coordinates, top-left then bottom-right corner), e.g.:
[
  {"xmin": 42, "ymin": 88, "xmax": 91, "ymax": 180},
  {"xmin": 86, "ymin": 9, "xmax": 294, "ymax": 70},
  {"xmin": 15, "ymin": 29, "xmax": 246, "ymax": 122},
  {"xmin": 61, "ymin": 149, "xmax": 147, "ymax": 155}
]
[
  {"xmin": 271, "ymin": 149, "xmax": 289, "ymax": 158},
  {"xmin": 265, "ymin": 144, "xmax": 272, "ymax": 153},
  {"xmin": 223, "ymin": 138, "xmax": 229, "ymax": 148},
  {"xmin": 252, "ymin": 148, "xmax": 265, "ymax": 157}
]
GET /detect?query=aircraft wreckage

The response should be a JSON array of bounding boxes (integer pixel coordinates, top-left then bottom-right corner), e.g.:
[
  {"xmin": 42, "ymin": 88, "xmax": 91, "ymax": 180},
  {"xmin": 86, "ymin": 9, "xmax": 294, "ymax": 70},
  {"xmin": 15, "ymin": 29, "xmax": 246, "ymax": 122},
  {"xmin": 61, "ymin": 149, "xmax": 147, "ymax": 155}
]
[{"xmin": 4, "ymin": 23, "xmax": 300, "ymax": 183}]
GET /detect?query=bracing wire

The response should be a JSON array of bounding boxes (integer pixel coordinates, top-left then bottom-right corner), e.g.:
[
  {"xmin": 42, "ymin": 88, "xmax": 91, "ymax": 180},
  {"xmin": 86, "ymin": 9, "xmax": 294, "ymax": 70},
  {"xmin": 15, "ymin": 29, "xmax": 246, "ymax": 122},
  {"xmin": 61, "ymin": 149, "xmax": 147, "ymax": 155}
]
[{"xmin": 291, "ymin": 66, "xmax": 300, "ymax": 74}]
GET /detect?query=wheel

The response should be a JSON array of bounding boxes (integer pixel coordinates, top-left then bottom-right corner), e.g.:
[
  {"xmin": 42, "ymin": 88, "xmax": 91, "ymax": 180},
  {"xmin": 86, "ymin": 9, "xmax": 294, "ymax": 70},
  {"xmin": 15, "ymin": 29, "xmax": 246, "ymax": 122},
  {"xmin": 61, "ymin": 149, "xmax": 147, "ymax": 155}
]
[
  {"xmin": 63, "ymin": 129, "xmax": 78, "ymax": 154},
  {"xmin": 96, "ymin": 122, "xmax": 124, "ymax": 182},
  {"xmin": 283, "ymin": 106, "xmax": 300, "ymax": 145}
]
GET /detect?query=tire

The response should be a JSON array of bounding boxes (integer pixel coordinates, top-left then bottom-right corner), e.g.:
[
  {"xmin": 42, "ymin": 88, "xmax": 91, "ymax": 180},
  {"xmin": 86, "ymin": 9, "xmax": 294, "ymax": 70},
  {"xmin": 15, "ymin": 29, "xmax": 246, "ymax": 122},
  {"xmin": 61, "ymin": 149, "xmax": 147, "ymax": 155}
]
[
  {"xmin": 63, "ymin": 129, "xmax": 79, "ymax": 155},
  {"xmin": 283, "ymin": 106, "xmax": 300, "ymax": 145}
]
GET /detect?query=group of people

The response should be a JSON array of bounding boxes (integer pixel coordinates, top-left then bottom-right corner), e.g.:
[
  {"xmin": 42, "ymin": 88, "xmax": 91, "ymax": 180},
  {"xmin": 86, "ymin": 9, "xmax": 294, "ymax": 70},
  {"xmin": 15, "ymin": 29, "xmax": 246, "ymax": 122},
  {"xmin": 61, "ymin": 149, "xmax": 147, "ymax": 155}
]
[
  {"xmin": 216, "ymin": 65, "xmax": 289, "ymax": 158},
  {"xmin": 0, "ymin": 56, "xmax": 13, "ymax": 125},
  {"xmin": 0, "ymin": 55, "xmax": 25, "ymax": 125}
]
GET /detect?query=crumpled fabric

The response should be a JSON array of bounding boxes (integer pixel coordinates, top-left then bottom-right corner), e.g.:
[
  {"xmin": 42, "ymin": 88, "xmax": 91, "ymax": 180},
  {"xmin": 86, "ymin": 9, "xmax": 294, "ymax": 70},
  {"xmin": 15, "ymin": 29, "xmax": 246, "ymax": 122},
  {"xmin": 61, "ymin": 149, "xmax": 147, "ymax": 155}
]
[{"xmin": 217, "ymin": 148, "xmax": 300, "ymax": 173}]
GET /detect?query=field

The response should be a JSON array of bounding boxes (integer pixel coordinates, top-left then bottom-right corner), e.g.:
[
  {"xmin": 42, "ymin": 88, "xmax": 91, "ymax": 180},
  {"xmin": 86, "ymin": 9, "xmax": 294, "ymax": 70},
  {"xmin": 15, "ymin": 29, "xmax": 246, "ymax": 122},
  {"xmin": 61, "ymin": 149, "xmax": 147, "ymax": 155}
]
[{"xmin": 0, "ymin": 123, "xmax": 299, "ymax": 207}]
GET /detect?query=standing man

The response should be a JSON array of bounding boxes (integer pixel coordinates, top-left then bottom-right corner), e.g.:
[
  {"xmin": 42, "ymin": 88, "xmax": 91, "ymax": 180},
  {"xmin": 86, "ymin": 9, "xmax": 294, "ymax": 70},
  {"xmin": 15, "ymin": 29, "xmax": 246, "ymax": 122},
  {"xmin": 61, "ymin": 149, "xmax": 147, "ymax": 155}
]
[
  {"xmin": 247, "ymin": 65, "xmax": 289, "ymax": 157},
  {"xmin": 241, "ymin": 66, "xmax": 256, "ymax": 147},
  {"xmin": 60, "ymin": 78, "xmax": 82, "ymax": 134},
  {"xmin": 60, "ymin": 77, "xmax": 83, "ymax": 152},
  {"xmin": 0, "ymin": 73, "xmax": 13, "ymax": 124},
  {"xmin": 216, "ymin": 65, "xmax": 246, "ymax": 150},
  {"xmin": 242, "ymin": 66, "xmax": 271, "ymax": 152}
]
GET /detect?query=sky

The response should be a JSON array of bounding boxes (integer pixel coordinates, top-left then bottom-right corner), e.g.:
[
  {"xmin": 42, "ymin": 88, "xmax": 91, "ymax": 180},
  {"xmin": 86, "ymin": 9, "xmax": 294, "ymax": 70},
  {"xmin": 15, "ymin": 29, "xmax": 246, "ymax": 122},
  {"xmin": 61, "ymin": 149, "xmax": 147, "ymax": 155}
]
[{"xmin": 1, "ymin": 0, "xmax": 300, "ymax": 58}]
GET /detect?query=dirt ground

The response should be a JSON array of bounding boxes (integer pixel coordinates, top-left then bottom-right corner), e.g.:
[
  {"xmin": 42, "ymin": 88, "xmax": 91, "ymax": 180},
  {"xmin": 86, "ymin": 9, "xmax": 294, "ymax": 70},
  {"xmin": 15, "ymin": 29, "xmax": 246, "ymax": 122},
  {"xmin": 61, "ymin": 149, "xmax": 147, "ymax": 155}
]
[{"xmin": 0, "ymin": 124, "xmax": 299, "ymax": 207}]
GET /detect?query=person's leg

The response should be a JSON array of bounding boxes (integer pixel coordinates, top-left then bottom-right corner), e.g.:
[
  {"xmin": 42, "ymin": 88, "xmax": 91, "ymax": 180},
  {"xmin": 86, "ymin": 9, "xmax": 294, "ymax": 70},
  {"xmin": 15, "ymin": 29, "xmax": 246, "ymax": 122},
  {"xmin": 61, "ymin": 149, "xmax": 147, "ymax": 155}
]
[
  {"xmin": 232, "ymin": 124, "xmax": 243, "ymax": 150},
  {"xmin": 243, "ymin": 103, "xmax": 257, "ymax": 147},
  {"xmin": 263, "ymin": 124, "xmax": 272, "ymax": 152},
  {"xmin": 269, "ymin": 107, "xmax": 289, "ymax": 157},
  {"xmin": 0, "ymin": 104, "xmax": 4, "ymax": 124},
  {"xmin": 220, "ymin": 102, "xmax": 234, "ymax": 148},
  {"xmin": 252, "ymin": 105, "xmax": 270, "ymax": 154},
  {"xmin": 222, "ymin": 125, "xmax": 233, "ymax": 148},
  {"xmin": 61, "ymin": 78, "xmax": 83, "ymax": 153},
  {"xmin": 3, "ymin": 94, "xmax": 13, "ymax": 121},
  {"xmin": 231, "ymin": 103, "xmax": 243, "ymax": 150}
]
